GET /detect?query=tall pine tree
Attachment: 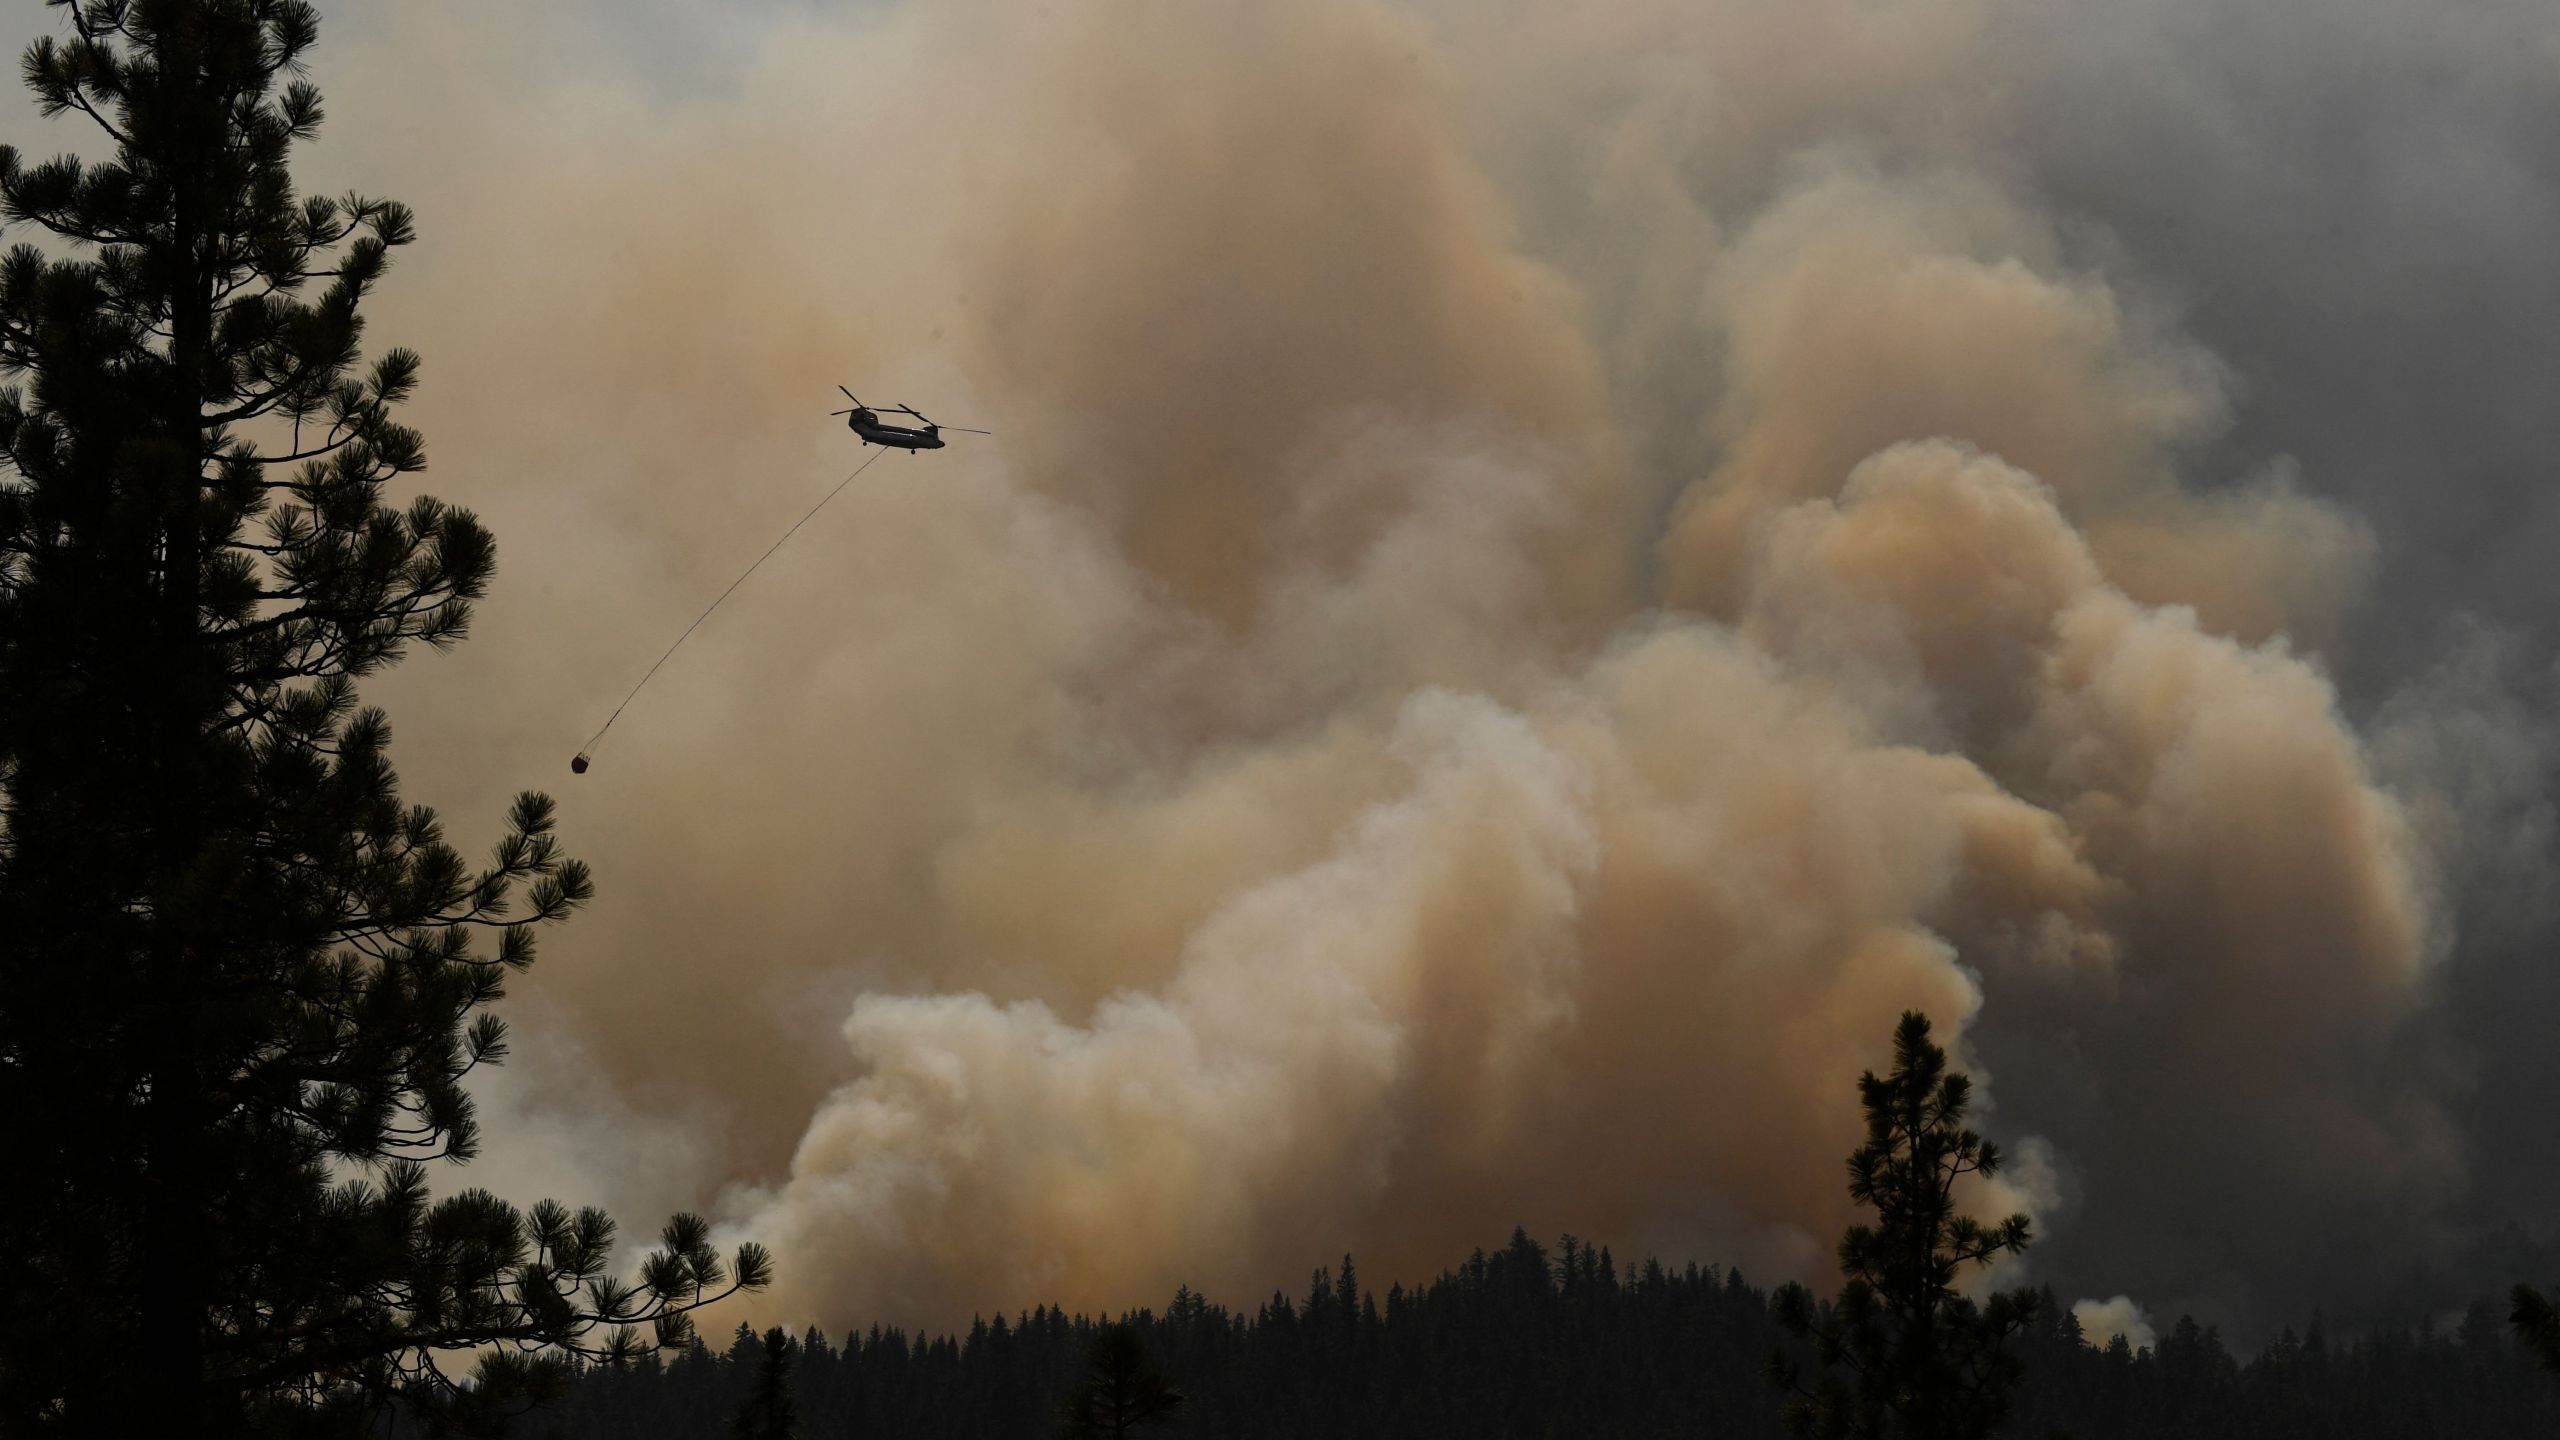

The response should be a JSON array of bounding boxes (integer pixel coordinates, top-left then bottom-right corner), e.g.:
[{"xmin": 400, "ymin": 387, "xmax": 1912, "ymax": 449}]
[
  {"xmin": 729, "ymin": 1326, "xmax": 802, "ymax": 1440},
  {"xmin": 0, "ymin": 3, "xmax": 767, "ymax": 1435},
  {"xmin": 1769, "ymin": 1011, "xmax": 2039, "ymax": 1440},
  {"xmin": 1058, "ymin": 1323, "xmax": 1186, "ymax": 1440},
  {"xmin": 2514, "ymin": 1285, "xmax": 2560, "ymax": 1377}
]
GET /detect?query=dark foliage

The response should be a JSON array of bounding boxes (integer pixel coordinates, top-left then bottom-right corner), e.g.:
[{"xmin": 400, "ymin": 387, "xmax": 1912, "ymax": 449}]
[
  {"xmin": 730, "ymin": 1326, "xmax": 802, "ymax": 1440},
  {"xmin": 0, "ymin": 3, "xmax": 765, "ymax": 1434},
  {"xmin": 1770, "ymin": 1010, "xmax": 2039, "ymax": 1439},
  {"xmin": 2514, "ymin": 1285, "xmax": 2560, "ymax": 1377},
  {"xmin": 1058, "ymin": 1321, "xmax": 1185, "ymax": 1438},
  {"xmin": 515, "ymin": 1232, "xmax": 2560, "ymax": 1440}
]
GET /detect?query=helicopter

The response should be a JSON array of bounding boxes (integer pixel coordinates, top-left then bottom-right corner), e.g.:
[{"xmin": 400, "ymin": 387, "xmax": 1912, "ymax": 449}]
[{"xmin": 831, "ymin": 386, "xmax": 992, "ymax": 450}]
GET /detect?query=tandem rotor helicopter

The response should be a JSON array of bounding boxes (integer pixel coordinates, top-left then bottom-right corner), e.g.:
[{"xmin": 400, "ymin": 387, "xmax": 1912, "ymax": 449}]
[{"xmin": 831, "ymin": 386, "xmax": 992, "ymax": 450}]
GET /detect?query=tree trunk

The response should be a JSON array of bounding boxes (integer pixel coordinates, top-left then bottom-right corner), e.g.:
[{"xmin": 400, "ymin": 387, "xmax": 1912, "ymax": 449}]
[{"xmin": 138, "ymin": 14, "xmax": 216, "ymax": 1430}]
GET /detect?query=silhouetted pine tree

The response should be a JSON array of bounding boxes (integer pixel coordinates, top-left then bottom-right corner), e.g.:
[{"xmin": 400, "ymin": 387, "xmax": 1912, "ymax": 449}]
[
  {"xmin": 2514, "ymin": 1285, "xmax": 2560, "ymax": 1375},
  {"xmin": 729, "ymin": 1327, "xmax": 801, "ymax": 1440},
  {"xmin": 1769, "ymin": 1011, "xmax": 2039, "ymax": 1440},
  {"xmin": 1059, "ymin": 1322, "xmax": 1186, "ymax": 1439},
  {"xmin": 0, "ymin": 3, "xmax": 767, "ymax": 1435}
]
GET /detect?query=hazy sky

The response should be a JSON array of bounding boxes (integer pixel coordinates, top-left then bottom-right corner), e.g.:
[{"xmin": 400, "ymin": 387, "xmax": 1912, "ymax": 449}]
[{"xmin": 12, "ymin": 0, "xmax": 2556, "ymax": 1346}]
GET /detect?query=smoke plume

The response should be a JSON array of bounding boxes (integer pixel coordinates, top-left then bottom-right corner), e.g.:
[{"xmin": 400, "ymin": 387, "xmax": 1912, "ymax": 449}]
[{"xmin": 69, "ymin": 0, "xmax": 2546, "ymax": 1340}]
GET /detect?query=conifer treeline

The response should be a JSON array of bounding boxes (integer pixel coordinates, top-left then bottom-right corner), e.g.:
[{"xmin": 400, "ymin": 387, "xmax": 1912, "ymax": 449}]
[{"xmin": 514, "ymin": 1230, "xmax": 2560, "ymax": 1439}]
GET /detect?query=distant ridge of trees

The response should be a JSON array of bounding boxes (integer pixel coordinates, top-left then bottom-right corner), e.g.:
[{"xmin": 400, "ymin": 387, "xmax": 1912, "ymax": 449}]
[{"xmin": 514, "ymin": 1230, "xmax": 2560, "ymax": 1440}]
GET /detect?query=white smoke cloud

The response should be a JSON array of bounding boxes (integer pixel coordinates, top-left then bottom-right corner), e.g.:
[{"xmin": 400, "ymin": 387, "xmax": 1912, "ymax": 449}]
[{"xmin": 2074, "ymin": 1295, "xmax": 2159, "ymax": 1353}]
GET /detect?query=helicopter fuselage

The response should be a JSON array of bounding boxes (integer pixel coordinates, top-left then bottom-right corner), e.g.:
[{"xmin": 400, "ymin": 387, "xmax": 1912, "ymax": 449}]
[{"xmin": 846, "ymin": 410, "xmax": 945, "ymax": 449}]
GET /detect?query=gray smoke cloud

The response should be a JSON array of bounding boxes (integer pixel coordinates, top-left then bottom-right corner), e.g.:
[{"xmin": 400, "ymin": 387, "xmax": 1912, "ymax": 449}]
[{"xmin": 12, "ymin": 0, "xmax": 2540, "ymax": 1343}]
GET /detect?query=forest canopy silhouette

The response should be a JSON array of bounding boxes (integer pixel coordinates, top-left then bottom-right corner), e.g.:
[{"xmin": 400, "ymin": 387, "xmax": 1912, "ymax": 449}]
[{"xmin": 518, "ymin": 1016, "xmax": 2560, "ymax": 1438}]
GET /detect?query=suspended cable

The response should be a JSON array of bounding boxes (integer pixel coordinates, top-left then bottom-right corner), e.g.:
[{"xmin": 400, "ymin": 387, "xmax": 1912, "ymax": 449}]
[{"xmin": 572, "ymin": 446, "xmax": 890, "ymax": 773}]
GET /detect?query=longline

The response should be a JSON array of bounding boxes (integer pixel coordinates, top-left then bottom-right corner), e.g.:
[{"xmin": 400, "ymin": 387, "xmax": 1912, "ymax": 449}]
[{"xmin": 574, "ymin": 446, "xmax": 889, "ymax": 769}]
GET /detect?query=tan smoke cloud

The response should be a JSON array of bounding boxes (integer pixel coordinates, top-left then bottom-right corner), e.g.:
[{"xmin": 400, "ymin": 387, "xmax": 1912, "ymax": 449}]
[
  {"xmin": 1660, "ymin": 162, "xmax": 2373, "ymax": 653},
  {"xmin": 736, "ymin": 428, "xmax": 2433, "ymax": 1327},
  {"xmin": 288, "ymin": 0, "xmax": 2456, "ymax": 1335},
  {"xmin": 944, "ymin": 0, "xmax": 1630, "ymax": 640}
]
